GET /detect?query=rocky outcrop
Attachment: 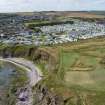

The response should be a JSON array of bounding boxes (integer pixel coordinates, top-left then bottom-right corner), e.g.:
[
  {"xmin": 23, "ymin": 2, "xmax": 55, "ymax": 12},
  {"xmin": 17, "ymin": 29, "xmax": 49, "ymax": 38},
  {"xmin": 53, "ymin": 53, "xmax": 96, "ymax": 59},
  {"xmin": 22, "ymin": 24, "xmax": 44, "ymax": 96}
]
[
  {"xmin": 0, "ymin": 45, "xmax": 63, "ymax": 105},
  {"xmin": 33, "ymin": 84, "xmax": 64, "ymax": 105}
]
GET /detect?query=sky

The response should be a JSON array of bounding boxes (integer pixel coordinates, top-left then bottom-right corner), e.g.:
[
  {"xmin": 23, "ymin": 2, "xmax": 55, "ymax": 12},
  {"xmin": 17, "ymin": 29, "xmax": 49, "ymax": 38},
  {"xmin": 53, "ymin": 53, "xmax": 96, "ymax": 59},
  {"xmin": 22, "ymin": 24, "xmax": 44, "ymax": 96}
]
[{"xmin": 0, "ymin": 0, "xmax": 105, "ymax": 12}]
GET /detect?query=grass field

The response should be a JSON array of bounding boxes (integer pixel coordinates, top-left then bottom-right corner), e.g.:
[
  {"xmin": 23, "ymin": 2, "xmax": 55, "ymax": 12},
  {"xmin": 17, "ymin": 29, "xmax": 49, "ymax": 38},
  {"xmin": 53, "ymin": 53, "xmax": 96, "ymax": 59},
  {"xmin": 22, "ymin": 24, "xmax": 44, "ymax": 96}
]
[
  {"xmin": 57, "ymin": 38, "xmax": 105, "ymax": 104},
  {"xmin": 58, "ymin": 43, "xmax": 105, "ymax": 91},
  {"xmin": 39, "ymin": 37, "xmax": 105, "ymax": 105},
  {"xmin": 2, "ymin": 36, "xmax": 105, "ymax": 104}
]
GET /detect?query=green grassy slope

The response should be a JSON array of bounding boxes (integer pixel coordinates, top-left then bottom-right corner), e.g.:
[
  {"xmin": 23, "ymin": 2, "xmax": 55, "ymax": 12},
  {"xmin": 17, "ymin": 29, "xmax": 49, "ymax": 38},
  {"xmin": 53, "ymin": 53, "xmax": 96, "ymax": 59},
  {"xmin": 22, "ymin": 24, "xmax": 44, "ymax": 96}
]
[{"xmin": 1, "ymin": 36, "xmax": 105, "ymax": 104}]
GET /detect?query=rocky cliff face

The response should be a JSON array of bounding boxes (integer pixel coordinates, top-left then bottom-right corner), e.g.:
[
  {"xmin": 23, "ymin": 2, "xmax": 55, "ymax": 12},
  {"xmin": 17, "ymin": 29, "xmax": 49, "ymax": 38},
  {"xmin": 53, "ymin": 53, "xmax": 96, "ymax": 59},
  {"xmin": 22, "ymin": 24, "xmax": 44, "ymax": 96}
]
[
  {"xmin": 0, "ymin": 45, "xmax": 64, "ymax": 105},
  {"xmin": 0, "ymin": 45, "xmax": 57, "ymax": 70},
  {"xmin": 33, "ymin": 83, "xmax": 64, "ymax": 105}
]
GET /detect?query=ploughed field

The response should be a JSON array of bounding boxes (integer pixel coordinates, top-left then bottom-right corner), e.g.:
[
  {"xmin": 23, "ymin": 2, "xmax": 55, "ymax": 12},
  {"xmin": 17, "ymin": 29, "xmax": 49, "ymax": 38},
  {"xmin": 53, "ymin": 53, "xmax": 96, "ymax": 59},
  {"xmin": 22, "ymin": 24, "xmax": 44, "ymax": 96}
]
[{"xmin": 0, "ymin": 61, "xmax": 28, "ymax": 105}]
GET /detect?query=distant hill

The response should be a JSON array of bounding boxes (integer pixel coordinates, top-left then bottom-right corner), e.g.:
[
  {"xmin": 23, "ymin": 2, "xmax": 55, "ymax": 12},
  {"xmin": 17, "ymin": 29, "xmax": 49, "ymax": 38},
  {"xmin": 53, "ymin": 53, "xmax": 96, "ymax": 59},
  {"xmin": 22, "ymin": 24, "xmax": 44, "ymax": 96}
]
[
  {"xmin": 88, "ymin": 11, "xmax": 105, "ymax": 16},
  {"xmin": 16, "ymin": 11, "xmax": 105, "ymax": 18},
  {"xmin": 0, "ymin": 11, "xmax": 105, "ymax": 19}
]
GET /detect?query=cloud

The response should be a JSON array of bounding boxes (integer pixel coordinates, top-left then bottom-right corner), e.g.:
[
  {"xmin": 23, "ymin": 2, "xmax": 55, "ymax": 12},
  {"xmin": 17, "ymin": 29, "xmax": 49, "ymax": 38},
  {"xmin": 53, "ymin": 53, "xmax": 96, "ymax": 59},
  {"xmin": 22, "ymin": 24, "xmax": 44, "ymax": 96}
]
[
  {"xmin": 92, "ymin": 0, "xmax": 105, "ymax": 4},
  {"xmin": 0, "ymin": 0, "xmax": 105, "ymax": 12}
]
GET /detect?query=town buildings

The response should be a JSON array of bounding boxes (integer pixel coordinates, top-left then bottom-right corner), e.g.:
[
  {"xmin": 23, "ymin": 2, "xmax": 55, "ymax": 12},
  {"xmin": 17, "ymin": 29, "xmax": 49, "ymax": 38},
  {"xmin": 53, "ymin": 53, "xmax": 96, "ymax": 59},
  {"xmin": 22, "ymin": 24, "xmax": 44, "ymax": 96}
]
[{"xmin": 1, "ymin": 16, "xmax": 105, "ymax": 45}]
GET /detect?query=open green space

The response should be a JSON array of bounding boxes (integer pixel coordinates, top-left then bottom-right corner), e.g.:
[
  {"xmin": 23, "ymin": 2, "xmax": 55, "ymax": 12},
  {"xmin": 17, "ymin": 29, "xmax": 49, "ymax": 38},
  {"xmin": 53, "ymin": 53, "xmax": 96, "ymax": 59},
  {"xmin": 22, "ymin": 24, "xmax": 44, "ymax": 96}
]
[
  {"xmin": 40, "ymin": 37, "xmax": 105, "ymax": 105},
  {"xmin": 59, "ymin": 45, "xmax": 105, "ymax": 90},
  {"xmin": 2, "ymin": 37, "xmax": 105, "ymax": 104}
]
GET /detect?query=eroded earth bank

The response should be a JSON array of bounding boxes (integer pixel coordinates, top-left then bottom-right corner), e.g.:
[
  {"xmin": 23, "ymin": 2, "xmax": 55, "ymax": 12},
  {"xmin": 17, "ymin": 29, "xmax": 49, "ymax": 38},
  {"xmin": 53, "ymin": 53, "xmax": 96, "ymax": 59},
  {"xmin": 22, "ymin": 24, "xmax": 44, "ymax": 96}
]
[{"xmin": 0, "ymin": 45, "xmax": 64, "ymax": 105}]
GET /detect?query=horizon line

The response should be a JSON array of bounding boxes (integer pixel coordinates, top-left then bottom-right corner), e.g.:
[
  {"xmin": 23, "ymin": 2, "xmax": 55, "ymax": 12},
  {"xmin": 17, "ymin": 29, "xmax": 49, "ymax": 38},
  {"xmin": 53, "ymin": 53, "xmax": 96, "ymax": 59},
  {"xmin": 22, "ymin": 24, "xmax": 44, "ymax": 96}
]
[{"xmin": 0, "ymin": 10, "xmax": 105, "ymax": 14}]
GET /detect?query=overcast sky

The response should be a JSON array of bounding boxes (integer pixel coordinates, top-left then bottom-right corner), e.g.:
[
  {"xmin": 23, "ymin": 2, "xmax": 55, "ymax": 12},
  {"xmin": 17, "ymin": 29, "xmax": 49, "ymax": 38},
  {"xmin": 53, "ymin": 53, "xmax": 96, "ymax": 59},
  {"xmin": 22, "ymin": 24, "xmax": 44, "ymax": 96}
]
[{"xmin": 0, "ymin": 0, "xmax": 105, "ymax": 12}]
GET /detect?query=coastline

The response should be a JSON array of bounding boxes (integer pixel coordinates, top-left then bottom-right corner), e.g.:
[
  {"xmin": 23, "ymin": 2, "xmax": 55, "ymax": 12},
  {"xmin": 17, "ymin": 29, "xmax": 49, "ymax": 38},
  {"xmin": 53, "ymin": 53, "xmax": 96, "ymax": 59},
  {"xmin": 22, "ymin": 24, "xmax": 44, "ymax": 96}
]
[{"xmin": 0, "ymin": 57, "xmax": 42, "ymax": 86}]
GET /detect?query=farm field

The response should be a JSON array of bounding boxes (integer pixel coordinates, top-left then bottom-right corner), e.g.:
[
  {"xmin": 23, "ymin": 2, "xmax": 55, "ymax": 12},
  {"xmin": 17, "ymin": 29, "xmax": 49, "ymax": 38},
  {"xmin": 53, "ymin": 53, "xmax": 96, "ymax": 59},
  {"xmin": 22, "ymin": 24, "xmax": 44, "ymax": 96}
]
[
  {"xmin": 56, "ymin": 38, "xmax": 105, "ymax": 90},
  {"xmin": 58, "ymin": 38, "xmax": 105, "ymax": 104},
  {"xmin": 62, "ymin": 50, "xmax": 105, "ymax": 90},
  {"xmin": 39, "ymin": 37, "xmax": 105, "ymax": 105}
]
